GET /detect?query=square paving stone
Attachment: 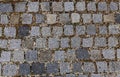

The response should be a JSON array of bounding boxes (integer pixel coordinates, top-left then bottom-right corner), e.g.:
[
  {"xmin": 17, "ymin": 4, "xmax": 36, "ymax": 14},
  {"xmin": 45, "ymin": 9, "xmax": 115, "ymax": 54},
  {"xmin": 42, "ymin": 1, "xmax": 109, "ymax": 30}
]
[
  {"xmin": 82, "ymin": 14, "xmax": 91, "ymax": 23},
  {"xmin": 98, "ymin": 2, "xmax": 107, "ymax": 11},
  {"xmin": 87, "ymin": 2, "xmax": 96, "ymax": 11},
  {"xmin": 73, "ymin": 63, "xmax": 82, "ymax": 72},
  {"xmin": 99, "ymin": 26, "xmax": 107, "ymax": 34},
  {"xmin": 0, "ymin": 14, "xmax": 8, "ymax": 24},
  {"xmin": 71, "ymin": 37, "xmax": 81, "ymax": 48},
  {"xmin": 64, "ymin": 25, "xmax": 74, "ymax": 36},
  {"xmin": 25, "ymin": 50, "xmax": 37, "ymax": 61},
  {"xmin": 47, "ymin": 14, "xmax": 57, "ymax": 24},
  {"xmin": 95, "ymin": 37, "xmax": 107, "ymax": 47},
  {"xmin": 52, "ymin": 2, "xmax": 63, "ymax": 11},
  {"xmin": 66, "ymin": 49, "xmax": 76, "ymax": 61},
  {"xmin": 8, "ymin": 39, "xmax": 21, "ymax": 49},
  {"xmin": 52, "ymin": 26, "xmax": 63, "ymax": 37},
  {"xmin": 109, "ymin": 24, "xmax": 120, "ymax": 34},
  {"xmin": 96, "ymin": 62, "xmax": 108, "ymax": 72},
  {"xmin": 59, "ymin": 13, "xmax": 70, "ymax": 23},
  {"xmin": 21, "ymin": 13, "xmax": 32, "ymax": 24},
  {"xmin": 18, "ymin": 25, "xmax": 30, "ymax": 37},
  {"xmin": 102, "ymin": 49, "xmax": 115, "ymax": 59},
  {"xmin": 71, "ymin": 13, "xmax": 80, "ymax": 23},
  {"xmin": 36, "ymin": 38, "xmax": 47, "ymax": 48},
  {"xmin": 30, "ymin": 26, "xmax": 40, "ymax": 36},
  {"xmin": 93, "ymin": 14, "xmax": 102, "ymax": 23},
  {"xmin": 75, "ymin": 48, "xmax": 90, "ymax": 60},
  {"xmin": 76, "ymin": 26, "xmax": 85, "ymax": 35},
  {"xmin": 47, "ymin": 62, "xmax": 59, "ymax": 74},
  {"xmin": 13, "ymin": 50, "xmax": 24, "ymax": 62},
  {"xmin": 108, "ymin": 37, "xmax": 118, "ymax": 47},
  {"xmin": 104, "ymin": 14, "xmax": 115, "ymax": 22},
  {"xmin": 0, "ymin": 51, "xmax": 11, "ymax": 62},
  {"xmin": 31, "ymin": 62, "xmax": 45, "ymax": 74},
  {"xmin": 109, "ymin": 62, "xmax": 120, "ymax": 72},
  {"xmin": 82, "ymin": 37, "xmax": 93, "ymax": 47},
  {"xmin": 90, "ymin": 50, "xmax": 101, "ymax": 60},
  {"xmin": 27, "ymin": 2, "xmax": 39, "ymax": 12},
  {"xmin": 36, "ymin": 14, "xmax": 45, "ymax": 24},
  {"xmin": 19, "ymin": 63, "xmax": 30, "ymax": 75},
  {"xmin": 76, "ymin": 2, "xmax": 86, "ymax": 11},
  {"xmin": 64, "ymin": 2, "xmax": 74, "ymax": 11},
  {"xmin": 110, "ymin": 2, "xmax": 118, "ymax": 11},
  {"xmin": 10, "ymin": 14, "xmax": 19, "ymax": 24},
  {"xmin": 115, "ymin": 13, "xmax": 120, "ymax": 23},
  {"xmin": 15, "ymin": 2, "xmax": 26, "ymax": 12},
  {"xmin": 22, "ymin": 38, "xmax": 34, "ymax": 49},
  {"xmin": 41, "ymin": 2, "xmax": 50, "ymax": 11},
  {"xmin": 86, "ymin": 24, "xmax": 96, "ymax": 35},
  {"xmin": 41, "ymin": 26, "xmax": 51, "ymax": 37},
  {"xmin": 0, "ymin": 3, "xmax": 13, "ymax": 12},
  {"xmin": 39, "ymin": 50, "xmax": 52, "ymax": 62},
  {"xmin": 0, "ymin": 40, "xmax": 7, "ymax": 48},
  {"xmin": 60, "ymin": 62, "xmax": 70, "ymax": 74},
  {"xmin": 3, "ymin": 64, "xmax": 17, "ymax": 76},
  {"xmin": 83, "ymin": 62, "xmax": 95, "ymax": 73},
  {"xmin": 61, "ymin": 38, "xmax": 69, "ymax": 48},
  {"xmin": 4, "ymin": 27, "xmax": 16, "ymax": 37},
  {"xmin": 54, "ymin": 51, "xmax": 65, "ymax": 61},
  {"xmin": 48, "ymin": 38, "xmax": 59, "ymax": 49}
]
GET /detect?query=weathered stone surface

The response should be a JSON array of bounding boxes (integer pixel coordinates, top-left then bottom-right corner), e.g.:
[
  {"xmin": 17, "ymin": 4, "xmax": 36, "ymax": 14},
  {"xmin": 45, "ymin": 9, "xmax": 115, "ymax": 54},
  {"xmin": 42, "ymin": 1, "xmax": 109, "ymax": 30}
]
[
  {"xmin": 41, "ymin": 26, "xmax": 51, "ymax": 37},
  {"xmin": 15, "ymin": 2, "xmax": 26, "ymax": 12},
  {"xmin": 52, "ymin": 2, "xmax": 63, "ymax": 11},
  {"xmin": 104, "ymin": 14, "xmax": 115, "ymax": 22},
  {"xmin": 95, "ymin": 37, "xmax": 107, "ymax": 47},
  {"xmin": 71, "ymin": 37, "xmax": 81, "ymax": 48},
  {"xmin": 82, "ymin": 37, "xmax": 93, "ymax": 47},
  {"xmin": 41, "ymin": 2, "xmax": 50, "ymax": 11},
  {"xmin": 86, "ymin": 24, "xmax": 96, "ymax": 35},
  {"xmin": 108, "ymin": 37, "xmax": 118, "ymax": 47},
  {"xmin": 66, "ymin": 74, "xmax": 75, "ymax": 77},
  {"xmin": 18, "ymin": 25, "xmax": 30, "ymax": 37},
  {"xmin": 0, "ymin": 14, "xmax": 8, "ymax": 24},
  {"xmin": 109, "ymin": 62, "xmax": 120, "ymax": 72},
  {"xmin": 110, "ymin": 2, "xmax": 118, "ymax": 11},
  {"xmin": 76, "ymin": 26, "xmax": 85, "ymax": 35},
  {"xmin": 36, "ymin": 14, "xmax": 45, "ymax": 23},
  {"xmin": 98, "ymin": 2, "xmax": 107, "ymax": 11},
  {"xmin": 31, "ymin": 62, "xmax": 45, "ymax": 74},
  {"xmin": 72, "ymin": 63, "xmax": 82, "ymax": 72},
  {"xmin": 83, "ymin": 62, "xmax": 95, "ymax": 72},
  {"xmin": 22, "ymin": 38, "xmax": 34, "ymax": 48},
  {"xmin": 47, "ymin": 62, "xmax": 59, "ymax": 74},
  {"xmin": 66, "ymin": 49, "xmax": 76, "ymax": 61},
  {"xmin": 102, "ymin": 49, "xmax": 115, "ymax": 59},
  {"xmin": 38, "ymin": 50, "xmax": 52, "ymax": 62},
  {"xmin": 93, "ymin": 14, "xmax": 102, "ymax": 23},
  {"xmin": 109, "ymin": 24, "xmax": 120, "ymax": 34},
  {"xmin": 3, "ymin": 64, "xmax": 17, "ymax": 76},
  {"xmin": 0, "ymin": 3, "xmax": 13, "ymax": 12},
  {"xmin": 60, "ymin": 62, "xmax": 70, "ymax": 74},
  {"xmin": 21, "ymin": 13, "xmax": 32, "ymax": 24},
  {"xmin": 0, "ymin": 40, "xmax": 7, "ymax": 48},
  {"xmin": 99, "ymin": 26, "xmax": 107, "ymax": 34},
  {"xmin": 10, "ymin": 14, "xmax": 19, "ymax": 24},
  {"xmin": 71, "ymin": 13, "xmax": 80, "ymax": 23},
  {"xmin": 76, "ymin": 2, "xmax": 86, "ymax": 11},
  {"xmin": 48, "ymin": 38, "xmax": 59, "ymax": 49},
  {"xmin": 61, "ymin": 38, "xmax": 69, "ymax": 48},
  {"xmin": 64, "ymin": 25, "xmax": 74, "ymax": 36},
  {"xmin": 52, "ymin": 26, "xmax": 63, "ymax": 37},
  {"xmin": 47, "ymin": 14, "xmax": 57, "ymax": 24},
  {"xmin": 27, "ymin": 2, "xmax": 39, "ymax": 12},
  {"xmin": 82, "ymin": 14, "xmax": 91, "ymax": 23},
  {"xmin": 13, "ymin": 50, "xmax": 24, "ymax": 62},
  {"xmin": 90, "ymin": 50, "xmax": 101, "ymax": 60},
  {"xmin": 4, "ymin": 27, "xmax": 16, "ymax": 37},
  {"xmin": 36, "ymin": 38, "xmax": 47, "ymax": 48},
  {"xmin": 19, "ymin": 63, "xmax": 30, "ymax": 75},
  {"xmin": 0, "ymin": 51, "xmax": 11, "ymax": 62},
  {"xmin": 54, "ymin": 51, "xmax": 65, "ymax": 61},
  {"xmin": 64, "ymin": 2, "xmax": 74, "ymax": 11},
  {"xmin": 75, "ymin": 48, "xmax": 90, "ymax": 60},
  {"xmin": 25, "ymin": 50, "xmax": 37, "ymax": 61},
  {"xmin": 59, "ymin": 13, "xmax": 70, "ymax": 23},
  {"xmin": 115, "ymin": 13, "xmax": 120, "ymax": 23},
  {"xmin": 8, "ymin": 39, "xmax": 21, "ymax": 49},
  {"xmin": 30, "ymin": 26, "xmax": 40, "ymax": 36},
  {"xmin": 96, "ymin": 62, "xmax": 108, "ymax": 72},
  {"xmin": 87, "ymin": 2, "xmax": 96, "ymax": 11}
]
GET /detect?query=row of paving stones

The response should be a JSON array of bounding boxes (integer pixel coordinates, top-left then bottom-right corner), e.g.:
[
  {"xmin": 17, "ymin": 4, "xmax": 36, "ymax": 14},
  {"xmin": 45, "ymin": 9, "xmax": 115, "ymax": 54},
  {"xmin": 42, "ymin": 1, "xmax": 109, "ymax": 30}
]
[
  {"xmin": 0, "ymin": 48, "xmax": 120, "ymax": 63},
  {"xmin": 0, "ymin": 24, "xmax": 120, "ymax": 38},
  {"xmin": 0, "ymin": 1, "xmax": 119, "ymax": 13},
  {"xmin": 0, "ymin": 36, "xmax": 119, "ymax": 50},
  {"xmin": 1, "ymin": 61, "xmax": 120, "ymax": 76},
  {"xmin": 0, "ymin": 13, "xmax": 119, "ymax": 24}
]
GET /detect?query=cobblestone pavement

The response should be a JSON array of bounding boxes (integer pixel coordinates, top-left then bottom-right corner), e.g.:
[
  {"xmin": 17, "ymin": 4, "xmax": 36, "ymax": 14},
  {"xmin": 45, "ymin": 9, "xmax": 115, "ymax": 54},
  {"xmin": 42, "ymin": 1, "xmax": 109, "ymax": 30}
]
[{"xmin": 0, "ymin": 0, "xmax": 120, "ymax": 77}]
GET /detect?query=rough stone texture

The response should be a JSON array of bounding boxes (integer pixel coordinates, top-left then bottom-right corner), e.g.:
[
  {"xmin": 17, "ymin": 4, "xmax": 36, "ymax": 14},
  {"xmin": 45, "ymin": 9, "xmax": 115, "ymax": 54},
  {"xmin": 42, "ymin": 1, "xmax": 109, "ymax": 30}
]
[
  {"xmin": 90, "ymin": 50, "xmax": 101, "ymax": 60},
  {"xmin": 82, "ymin": 37, "xmax": 93, "ymax": 47},
  {"xmin": 82, "ymin": 14, "xmax": 91, "ymax": 23},
  {"xmin": 59, "ymin": 13, "xmax": 70, "ymax": 23},
  {"xmin": 110, "ymin": 2, "xmax": 118, "ymax": 11},
  {"xmin": 4, "ymin": 27, "xmax": 16, "ymax": 37},
  {"xmin": 52, "ymin": 26, "xmax": 63, "ymax": 37},
  {"xmin": 21, "ymin": 13, "xmax": 32, "ymax": 24},
  {"xmin": 109, "ymin": 62, "xmax": 120, "ymax": 72},
  {"xmin": 36, "ymin": 14, "xmax": 45, "ymax": 24},
  {"xmin": 108, "ymin": 37, "xmax": 118, "ymax": 47},
  {"xmin": 0, "ymin": 3, "xmax": 13, "ymax": 12},
  {"xmin": 72, "ymin": 63, "xmax": 82, "ymax": 72},
  {"xmin": 47, "ymin": 14, "xmax": 57, "ymax": 24},
  {"xmin": 18, "ymin": 26, "xmax": 30, "ymax": 37},
  {"xmin": 0, "ymin": 51, "xmax": 11, "ymax": 62},
  {"xmin": 104, "ymin": 14, "xmax": 115, "ymax": 22},
  {"xmin": 71, "ymin": 37, "xmax": 81, "ymax": 48},
  {"xmin": 36, "ymin": 38, "xmax": 47, "ymax": 48},
  {"xmin": 75, "ymin": 48, "xmax": 90, "ymax": 60},
  {"xmin": 99, "ymin": 26, "xmax": 107, "ymax": 34},
  {"xmin": 86, "ymin": 24, "xmax": 96, "ymax": 35},
  {"xmin": 83, "ymin": 62, "xmax": 95, "ymax": 72},
  {"xmin": 66, "ymin": 49, "xmax": 76, "ymax": 61},
  {"xmin": 61, "ymin": 38, "xmax": 69, "ymax": 48},
  {"xmin": 95, "ymin": 37, "xmax": 107, "ymax": 47},
  {"xmin": 98, "ymin": 2, "xmax": 107, "ymax": 11},
  {"xmin": 0, "ymin": 27, "xmax": 2, "ymax": 37},
  {"xmin": 102, "ymin": 49, "xmax": 115, "ymax": 59},
  {"xmin": 27, "ymin": 2, "xmax": 39, "ymax": 12},
  {"xmin": 30, "ymin": 26, "xmax": 40, "ymax": 36},
  {"xmin": 10, "ymin": 14, "xmax": 19, "ymax": 24},
  {"xmin": 13, "ymin": 50, "xmax": 24, "ymax": 62},
  {"xmin": 41, "ymin": 26, "xmax": 51, "ymax": 37},
  {"xmin": 87, "ymin": 2, "xmax": 96, "ymax": 11},
  {"xmin": 64, "ymin": 2, "xmax": 74, "ymax": 12},
  {"xmin": 22, "ymin": 38, "xmax": 34, "ymax": 49},
  {"xmin": 60, "ymin": 62, "xmax": 70, "ymax": 74},
  {"xmin": 66, "ymin": 74, "xmax": 75, "ymax": 77},
  {"xmin": 64, "ymin": 25, "xmax": 74, "ymax": 36},
  {"xmin": 76, "ymin": 26, "xmax": 85, "ymax": 35},
  {"xmin": 71, "ymin": 13, "xmax": 80, "ymax": 23},
  {"xmin": 25, "ymin": 50, "xmax": 37, "ymax": 61},
  {"xmin": 15, "ymin": 2, "xmax": 26, "ymax": 12},
  {"xmin": 93, "ymin": 14, "xmax": 102, "ymax": 23},
  {"xmin": 0, "ymin": 14, "xmax": 8, "ymax": 24},
  {"xmin": 96, "ymin": 62, "xmax": 108, "ymax": 72},
  {"xmin": 54, "ymin": 51, "xmax": 65, "ymax": 61},
  {"xmin": 19, "ymin": 63, "xmax": 30, "ymax": 75},
  {"xmin": 48, "ymin": 38, "xmax": 59, "ymax": 49},
  {"xmin": 76, "ymin": 2, "xmax": 86, "ymax": 11},
  {"xmin": 0, "ymin": 40, "xmax": 7, "ymax": 48},
  {"xmin": 109, "ymin": 24, "xmax": 120, "ymax": 34},
  {"xmin": 117, "ymin": 49, "xmax": 120, "ymax": 59},
  {"xmin": 52, "ymin": 2, "xmax": 63, "ymax": 11},
  {"xmin": 41, "ymin": 2, "xmax": 50, "ymax": 11}
]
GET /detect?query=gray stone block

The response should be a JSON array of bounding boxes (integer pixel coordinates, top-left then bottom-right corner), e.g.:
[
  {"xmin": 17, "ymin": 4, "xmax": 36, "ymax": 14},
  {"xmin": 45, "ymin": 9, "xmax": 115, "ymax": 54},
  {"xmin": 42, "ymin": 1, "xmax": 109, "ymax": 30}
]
[
  {"xmin": 13, "ymin": 50, "xmax": 24, "ymax": 62},
  {"xmin": 30, "ymin": 26, "xmax": 40, "ymax": 36},
  {"xmin": 98, "ymin": 2, "xmax": 107, "ymax": 11},
  {"xmin": 48, "ymin": 38, "xmax": 59, "ymax": 49},
  {"xmin": 0, "ymin": 27, "xmax": 2, "ymax": 36},
  {"xmin": 3, "ymin": 64, "xmax": 17, "ymax": 76},
  {"xmin": 66, "ymin": 49, "xmax": 76, "ymax": 61},
  {"xmin": 64, "ymin": 2, "xmax": 74, "ymax": 11},
  {"xmin": 47, "ymin": 63, "xmax": 59, "ymax": 74},
  {"xmin": 27, "ymin": 2, "xmax": 39, "ymax": 12},
  {"xmin": 71, "ymin": 13, "xmax": 80, "ymax": 23},
  {"xmin": 76, "ymin": 2, "xmax": 86, "ymax": 11},
  {"xmin": 61, "ymin": 38, "xmax": 70, "ymax": 48},
  {"xmin": 76, "ymin": 26, "xmax": 85, "ymax": 35},
  {"xmin": 0, "ymin": 51, "xmax": 11, "ymax": 62},
  {"xmin": 60, "ymin": 62, "xmax": 70, "ymax": 74},
  {"xmin": 109, "ymin": 62, "xmax": 120, "ymax": 72},
  {"xmin": 22, "ymin": 38, "xmax": 34, "ymax": 49},
  {"xmin": 102, "ymin": 49, "xmax": 115, "ymax": 59},
  {"xmin": 108, "ymin": 37, "xmax": 118, "ymax": 47},
  {"xmin": 95, "ymin": 37, "xmax": 107, "ymax": 47},
  {"xmin": 82, "ymin": 14, "xmax": 91, "ymax": 23},
  {"xmin": 36, "ymin": 38, "xmax": 47, "ymax": 48},
  {"xmin": 0, "ymin": 40, "xmax": 7, "ymax": 48},
  {"xmin": 19, "ymin": 63, "xmax": 30, "ymax": 75},
  {"xmin": 8, "ymin": 39, "xmax": 21, "ymax": 49},
  {"xmin": 21, "ymin": 13, "xmax": 32, "ymax": 24},
  {"xmin": 4, "ymin": 27, "xmax": 16, "ymax": 37},
  {"xmin": 52, "ymin": 2, "xmax": 63, "ymax": 11},
  {"xmin": 41, "ymin": 26, "xmax": 51, "ymax": 37},
  {"xmin": 99, "ymin": 26, "xmax": 107, "ymax": 34},
  {"xmin": 71, "ymin": 37, "xmax": 81, "ymax": 48},
  {"xmin": 110, "ymin": 2, "xmax": 118, "ymax": 11},
  {"xmin": 82, "ymin": 37, "xmax": 93, "ymax": 47},
  {"xmin": 41, "ymin": 2, "xmax": 50, "ymax": 11},
  {"xmin": 0, "ymin": 14, "xmax": 8, "ymax": 24},
  {"xmin": 0, "ymin": 3, "xmax": 13, "ymax": 12},
  {"xmin": 86, "ymin": 24, "xmax": 96, "ymax": 35},
  {"xmin": 64, "ymin": 25, "xmax": 74, "ymax": 36},
  {"xmin": 52, "ymin": 26, "xmax": 63, "ymax": 37},
  {"xmin": 83, "ymin": 62, "xmax": 95, "ymax": 73},
  {"xmin": 117, "ymin": 49, "xmax": 120, "ymax": 59},
  {"xmin": 90, "ymin": 50, "xmax": 101, "ymax": 60},
  {"xmin": 47, "ymin": 14, "xmax": 57, "ymax": 24},
  {"xmin": 109, "ymin": 24, "xmax": 120, "ymax": 34},
  {"xmin": 73, "ymin": 63, "xmax": 82, "ymax": 72},
  {"xmin": 59, "ymin": 13, "xmax": 70, "ymax": 23},
  {"xmin": 36, "ymin": 14, "xmax": 45, "ymax": 23},
  {"xmin": 15, "ymin": 2, "xmax": 26, "ymax": 12},
  {"xmin": 25, "ymin": 50, "xmax": 37, "ymax": 61},
  {"xmin": 54, "ymin": 51, "xmax": 65, "ymax": 61},
  {"xmin": 93, "ymin": 14, "xmax": 102, "ymax": 23},
  {"xmin": 87, "ymin": 2, "xmax": 96, "ymax": 11},
  {"xmin": 96, "ymin": 62, "xmax": 108, "ymax": 72}
]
